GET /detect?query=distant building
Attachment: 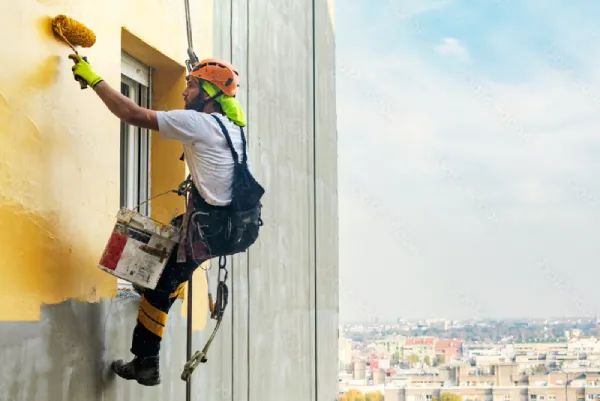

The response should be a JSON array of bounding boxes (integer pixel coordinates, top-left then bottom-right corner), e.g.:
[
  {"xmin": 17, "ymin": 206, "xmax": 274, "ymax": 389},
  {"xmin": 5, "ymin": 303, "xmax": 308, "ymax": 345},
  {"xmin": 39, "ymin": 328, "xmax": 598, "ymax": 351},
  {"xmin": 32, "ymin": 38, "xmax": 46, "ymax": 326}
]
[
  {"xmin": 404, "ymin": 337, "xmax": 437, "ymax": 362},
  {"xmin": 568, "ymin": 337, "xmax": 600, "ymax": 356},
  {"xmin": 436, "ymin": 339, "xmax": 463, "ymax": 362},
  {"xmin": 353, "ymin": 360, "xmax": 367, "ymax": 381},
  {"xmin": 385, "ymin": 363, "xmax": 600, "ymax": 401},
  {"xmin": 375, "ymin": 336, "xmax": 407, "ymax": 355},
  {"xmin": 513, "ymin": 341, "xmax": 568, "ymax": 357},
  {"xmin": 339, "ymin": 336, "xmax": 353, "ymax": 371}
]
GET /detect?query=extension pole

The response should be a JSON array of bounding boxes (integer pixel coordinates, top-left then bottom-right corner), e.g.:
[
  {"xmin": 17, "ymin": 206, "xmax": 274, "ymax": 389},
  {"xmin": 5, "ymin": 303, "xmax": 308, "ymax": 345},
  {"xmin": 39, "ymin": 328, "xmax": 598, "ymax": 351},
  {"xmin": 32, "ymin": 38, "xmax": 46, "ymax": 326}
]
[{"xmin": 186, "ymin": 277, "xmax": 193, "ymax": 401}]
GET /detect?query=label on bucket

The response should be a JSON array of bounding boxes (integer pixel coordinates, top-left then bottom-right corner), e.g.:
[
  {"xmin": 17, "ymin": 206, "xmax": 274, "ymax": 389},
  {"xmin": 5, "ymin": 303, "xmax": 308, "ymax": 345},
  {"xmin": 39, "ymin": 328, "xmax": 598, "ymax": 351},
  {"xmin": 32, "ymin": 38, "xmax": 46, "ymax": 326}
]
[{"xmin": 100, "ymin": 231, "xmax": 128, "ymax": 271}]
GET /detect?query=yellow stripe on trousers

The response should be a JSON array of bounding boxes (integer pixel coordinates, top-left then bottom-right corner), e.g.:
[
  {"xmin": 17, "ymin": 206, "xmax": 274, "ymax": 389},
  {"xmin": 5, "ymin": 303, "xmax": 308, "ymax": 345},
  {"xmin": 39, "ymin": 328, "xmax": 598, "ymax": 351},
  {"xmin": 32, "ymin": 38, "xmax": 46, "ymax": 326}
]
[
  {"xmin": 138, "ymin": 309, "xmax": 165, "ymax": 338},
  {"xmin": 141, "ymin": 296, "xmax": 168, "ymax": 325},
  {"xmin": 138, "ymin": 296, "xmax": 167, "ymax": 337},
  {"xmin": 169, "ymin": 282, "xmax": 186, "ymax": 299}
]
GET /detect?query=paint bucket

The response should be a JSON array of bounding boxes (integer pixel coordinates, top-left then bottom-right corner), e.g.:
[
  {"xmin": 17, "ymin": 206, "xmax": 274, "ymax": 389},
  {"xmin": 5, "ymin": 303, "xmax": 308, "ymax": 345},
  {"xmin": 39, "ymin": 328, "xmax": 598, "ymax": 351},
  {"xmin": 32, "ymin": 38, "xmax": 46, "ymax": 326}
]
[{"xmin": 98, "ymin": 208, "xmax": 180, "ymax": 290}]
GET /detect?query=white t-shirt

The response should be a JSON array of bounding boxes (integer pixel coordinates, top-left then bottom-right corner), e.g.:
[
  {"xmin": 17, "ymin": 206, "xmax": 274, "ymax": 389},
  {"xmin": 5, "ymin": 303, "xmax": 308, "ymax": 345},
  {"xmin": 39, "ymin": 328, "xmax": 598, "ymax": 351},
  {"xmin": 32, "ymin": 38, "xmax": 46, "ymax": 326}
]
[{"xmin": 156, "ymin": 110, "xmax": 248, "ymax": 206}]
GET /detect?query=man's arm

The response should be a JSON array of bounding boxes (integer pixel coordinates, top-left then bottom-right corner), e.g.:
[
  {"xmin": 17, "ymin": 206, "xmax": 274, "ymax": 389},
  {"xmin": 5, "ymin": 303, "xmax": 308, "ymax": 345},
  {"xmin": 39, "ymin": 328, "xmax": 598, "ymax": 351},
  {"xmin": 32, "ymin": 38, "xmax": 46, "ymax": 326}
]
[
  {"xmin": 93, "ymin": 81, "xmax": 159, "ymax": 131},
  {"xmin": 70, "ymin": 54, "xmax": 159, "ymax": 131}
]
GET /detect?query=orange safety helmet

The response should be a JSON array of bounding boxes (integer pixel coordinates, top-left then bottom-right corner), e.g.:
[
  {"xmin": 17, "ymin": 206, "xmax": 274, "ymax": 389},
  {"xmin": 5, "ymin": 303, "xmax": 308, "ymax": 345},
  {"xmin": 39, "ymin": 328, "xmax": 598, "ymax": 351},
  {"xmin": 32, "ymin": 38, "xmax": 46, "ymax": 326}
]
[{"xmin": 189, "ymin": 58, "xmax": 240, "ymax": 97}]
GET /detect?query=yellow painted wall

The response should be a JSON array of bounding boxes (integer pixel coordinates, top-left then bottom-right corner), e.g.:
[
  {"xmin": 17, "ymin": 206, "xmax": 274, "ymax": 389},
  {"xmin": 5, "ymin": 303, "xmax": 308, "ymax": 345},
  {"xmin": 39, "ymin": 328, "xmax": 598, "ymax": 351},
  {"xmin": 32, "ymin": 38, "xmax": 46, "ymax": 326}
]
[{"xmin": 0, "ymin": 0, "xmax": 212, "ymax": 326}]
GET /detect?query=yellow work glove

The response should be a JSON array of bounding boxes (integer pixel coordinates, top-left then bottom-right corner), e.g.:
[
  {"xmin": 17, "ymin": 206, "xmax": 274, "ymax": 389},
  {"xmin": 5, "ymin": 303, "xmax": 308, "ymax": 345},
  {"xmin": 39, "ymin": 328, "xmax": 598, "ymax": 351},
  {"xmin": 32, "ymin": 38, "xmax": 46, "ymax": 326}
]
[{"xmin": 68, "ymin": 54, "xmax": 103, "ymax": 88}]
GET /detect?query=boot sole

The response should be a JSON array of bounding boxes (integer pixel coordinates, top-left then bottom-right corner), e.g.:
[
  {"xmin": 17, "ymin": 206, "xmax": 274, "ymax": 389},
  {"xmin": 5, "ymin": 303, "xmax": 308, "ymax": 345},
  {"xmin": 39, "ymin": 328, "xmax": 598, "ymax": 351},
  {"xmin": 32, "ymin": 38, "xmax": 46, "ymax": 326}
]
[
  {"xmin": 137, "ymin": 378, "xmax": 161, "ymax": 386},
  {"xmin": 111, "ymin": 362, "xmax": 160, "ymax": 386}
]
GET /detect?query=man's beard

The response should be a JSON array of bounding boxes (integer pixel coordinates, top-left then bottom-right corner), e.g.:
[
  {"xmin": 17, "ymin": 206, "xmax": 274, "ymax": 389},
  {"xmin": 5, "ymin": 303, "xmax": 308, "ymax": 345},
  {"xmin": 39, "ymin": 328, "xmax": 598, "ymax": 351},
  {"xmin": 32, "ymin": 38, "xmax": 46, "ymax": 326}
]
[{"xmin": 184, "ymin": 97, "xmax": 206, "ymax": 112}]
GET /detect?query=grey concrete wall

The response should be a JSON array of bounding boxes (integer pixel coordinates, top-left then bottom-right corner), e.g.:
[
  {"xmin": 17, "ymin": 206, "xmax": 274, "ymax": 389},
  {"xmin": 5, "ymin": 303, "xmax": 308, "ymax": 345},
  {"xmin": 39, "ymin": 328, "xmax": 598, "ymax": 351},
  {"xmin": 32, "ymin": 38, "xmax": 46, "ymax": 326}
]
[
  {"xmin": 0, "ymin": 0, "xmax": 337, "ymax": 400},
  {"xmin": 0, "ymin": 295, "xmax": 193, "ymax": 401},
  {"xmin": 314, "ymin": 0, "xmax": 339, "ymax": 399},
  {"xmin": 207, "ymin": 0, "xmax": 339, "ymax": 400}
]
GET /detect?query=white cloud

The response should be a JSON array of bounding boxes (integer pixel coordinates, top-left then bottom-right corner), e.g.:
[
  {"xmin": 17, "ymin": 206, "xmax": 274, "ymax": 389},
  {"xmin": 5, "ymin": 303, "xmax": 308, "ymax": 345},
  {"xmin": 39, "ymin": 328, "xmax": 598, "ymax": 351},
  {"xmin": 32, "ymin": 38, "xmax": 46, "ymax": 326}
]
[
  {"xmin": 516, "ymin": 177, "xmax": 553, "ymax": 205},
  {"xmin": 434, "ymin": 37, "xmax": 469, "ymax": 59},
  {"xmin": 336, "ymin": 1, "xmax": 600, "ymax": 320},
  {"xmin": 337, "ymin": 41, "xmax": 600, "ymax": 191}
]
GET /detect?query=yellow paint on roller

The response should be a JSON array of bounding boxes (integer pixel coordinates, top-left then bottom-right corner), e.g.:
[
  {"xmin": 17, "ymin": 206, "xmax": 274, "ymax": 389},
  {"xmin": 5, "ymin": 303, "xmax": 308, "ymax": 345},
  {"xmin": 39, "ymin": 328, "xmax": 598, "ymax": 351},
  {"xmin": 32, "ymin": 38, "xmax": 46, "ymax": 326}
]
[{"xmin": 51, "ymin": 14, "xmax": 96, "ymax": 48}]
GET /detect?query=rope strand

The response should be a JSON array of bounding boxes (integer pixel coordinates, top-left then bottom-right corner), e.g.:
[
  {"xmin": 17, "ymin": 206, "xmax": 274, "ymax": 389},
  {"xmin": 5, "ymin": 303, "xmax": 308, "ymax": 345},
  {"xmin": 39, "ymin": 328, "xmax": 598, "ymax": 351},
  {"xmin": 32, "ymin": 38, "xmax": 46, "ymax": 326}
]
[{"xmin": 132, "ymin": 188, "xmax": 178, "ymax": 213}]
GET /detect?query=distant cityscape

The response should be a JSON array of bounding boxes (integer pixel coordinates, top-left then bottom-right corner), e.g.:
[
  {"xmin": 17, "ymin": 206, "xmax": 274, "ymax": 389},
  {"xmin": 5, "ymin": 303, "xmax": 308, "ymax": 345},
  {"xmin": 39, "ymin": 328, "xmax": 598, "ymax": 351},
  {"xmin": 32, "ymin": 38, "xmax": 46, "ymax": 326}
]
[{"xmin": 338, "ymin": 317, "xmax": 600, "ymax": 401}]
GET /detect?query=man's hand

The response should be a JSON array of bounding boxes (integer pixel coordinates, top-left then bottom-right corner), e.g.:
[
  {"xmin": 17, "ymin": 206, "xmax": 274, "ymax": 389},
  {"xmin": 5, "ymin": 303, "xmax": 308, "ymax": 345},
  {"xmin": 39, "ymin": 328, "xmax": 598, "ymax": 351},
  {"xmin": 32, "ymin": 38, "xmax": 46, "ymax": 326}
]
[{"xmin": 69, "ymin": 54, "xmax": 104, "ymax": 88}]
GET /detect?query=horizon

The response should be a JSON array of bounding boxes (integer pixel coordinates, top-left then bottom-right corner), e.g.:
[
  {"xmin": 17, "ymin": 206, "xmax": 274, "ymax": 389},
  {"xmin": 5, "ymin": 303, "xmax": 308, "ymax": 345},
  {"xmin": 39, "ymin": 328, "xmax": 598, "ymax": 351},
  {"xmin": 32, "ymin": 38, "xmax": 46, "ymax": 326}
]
[{"xmin": 342, "ymin": 316, "xmax": 599, "ymax": 324}]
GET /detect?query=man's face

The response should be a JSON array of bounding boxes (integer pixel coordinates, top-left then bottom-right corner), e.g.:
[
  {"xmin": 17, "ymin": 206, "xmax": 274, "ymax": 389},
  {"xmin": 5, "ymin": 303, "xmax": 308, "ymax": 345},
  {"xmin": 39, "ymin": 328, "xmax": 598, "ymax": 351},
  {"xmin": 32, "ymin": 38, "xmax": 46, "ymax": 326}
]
[{"xmin": 182, "ymin": 77, "xmax": 202, "ymax": 106}]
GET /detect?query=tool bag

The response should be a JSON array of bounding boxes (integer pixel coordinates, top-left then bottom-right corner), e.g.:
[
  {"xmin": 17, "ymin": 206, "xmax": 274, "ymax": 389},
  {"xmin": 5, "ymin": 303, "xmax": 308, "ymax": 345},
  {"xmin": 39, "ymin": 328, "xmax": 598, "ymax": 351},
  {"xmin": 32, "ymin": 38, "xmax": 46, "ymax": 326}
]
[{"xmin": 186, "ymin": 114, "xmax": 264, "ymax": 257}]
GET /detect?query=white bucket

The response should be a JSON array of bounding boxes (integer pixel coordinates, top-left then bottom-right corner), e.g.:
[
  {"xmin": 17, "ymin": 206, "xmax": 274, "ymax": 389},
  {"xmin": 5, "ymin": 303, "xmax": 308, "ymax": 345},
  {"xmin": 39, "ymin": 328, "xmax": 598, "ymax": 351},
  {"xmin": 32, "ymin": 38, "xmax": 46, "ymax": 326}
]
[{"xmin": 98, "ymin": 208, "xmax": 180, "ymax": 290}]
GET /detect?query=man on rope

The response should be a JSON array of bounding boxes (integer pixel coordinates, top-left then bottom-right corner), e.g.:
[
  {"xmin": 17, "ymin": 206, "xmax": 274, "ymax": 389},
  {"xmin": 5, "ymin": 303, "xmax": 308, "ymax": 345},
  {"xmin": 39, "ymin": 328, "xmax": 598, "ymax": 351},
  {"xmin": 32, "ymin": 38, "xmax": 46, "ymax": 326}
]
[{"xmin": 70, "ymin": 55, "xmax": 264, "ymax": 386}]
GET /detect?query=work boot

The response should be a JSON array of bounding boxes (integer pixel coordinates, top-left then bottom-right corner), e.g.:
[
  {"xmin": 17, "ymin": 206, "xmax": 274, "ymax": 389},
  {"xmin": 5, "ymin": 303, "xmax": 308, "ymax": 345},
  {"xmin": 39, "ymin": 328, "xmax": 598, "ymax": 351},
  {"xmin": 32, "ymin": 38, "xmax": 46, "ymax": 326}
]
[{"xmin": 112, "ymin": 356, "xmax": 161, "ymax": 386}]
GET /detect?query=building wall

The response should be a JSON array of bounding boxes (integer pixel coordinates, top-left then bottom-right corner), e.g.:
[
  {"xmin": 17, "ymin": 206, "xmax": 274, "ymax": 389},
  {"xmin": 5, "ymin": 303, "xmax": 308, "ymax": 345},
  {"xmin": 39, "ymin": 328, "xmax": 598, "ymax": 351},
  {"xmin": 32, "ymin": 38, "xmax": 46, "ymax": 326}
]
[
  {"xmin": 194, "ymin": 0, "xmax": 338, "ymax": 400},
  {"xmin": 0, "ymin": 0, "xmax": 337, "ymax": 399},
  {"xmin": 385, "ymin": 386, "xmax": 580, "ymax": 401}
]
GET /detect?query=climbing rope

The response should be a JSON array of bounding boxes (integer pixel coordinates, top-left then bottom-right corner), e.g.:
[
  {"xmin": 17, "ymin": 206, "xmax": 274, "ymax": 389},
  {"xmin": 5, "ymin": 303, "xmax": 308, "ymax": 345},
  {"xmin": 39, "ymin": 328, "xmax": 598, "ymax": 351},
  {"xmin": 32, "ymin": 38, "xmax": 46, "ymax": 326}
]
[{"xmin": 181, "ymin": 255, "xmax": 229, "ymax": 381}]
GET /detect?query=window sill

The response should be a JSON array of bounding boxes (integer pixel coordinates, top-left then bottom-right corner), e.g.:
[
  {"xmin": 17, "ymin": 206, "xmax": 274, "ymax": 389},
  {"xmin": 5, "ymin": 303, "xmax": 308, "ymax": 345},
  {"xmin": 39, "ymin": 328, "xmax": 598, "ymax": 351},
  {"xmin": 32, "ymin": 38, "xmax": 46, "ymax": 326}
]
[{"xmin": 117, "ymin": 287, "xmax": 142, "ymax": 299}]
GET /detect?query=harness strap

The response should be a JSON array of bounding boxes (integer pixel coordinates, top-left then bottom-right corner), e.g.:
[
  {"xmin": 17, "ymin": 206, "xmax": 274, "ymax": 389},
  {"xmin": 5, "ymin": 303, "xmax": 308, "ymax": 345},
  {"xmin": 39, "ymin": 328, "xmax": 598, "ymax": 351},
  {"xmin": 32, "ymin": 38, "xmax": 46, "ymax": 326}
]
[
  {"xmin": 181, "ymin": 113, "xmax": 245, "ymax": 163},
  {"xmin": 210, "ymin": 114, "xmax": 248, "ymax": 165},
  {"xmin": 178, "ymin": 114, "xmax": 241, "ymax": 196}
]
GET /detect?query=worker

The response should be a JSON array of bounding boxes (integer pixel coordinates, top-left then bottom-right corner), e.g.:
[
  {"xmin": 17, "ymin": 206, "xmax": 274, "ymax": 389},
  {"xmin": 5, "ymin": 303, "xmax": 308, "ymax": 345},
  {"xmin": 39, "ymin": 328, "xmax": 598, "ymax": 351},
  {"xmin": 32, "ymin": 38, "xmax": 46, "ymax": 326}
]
[{"xmin": 69, "ymin": 54, "xmax": 264, "ymax": 386}]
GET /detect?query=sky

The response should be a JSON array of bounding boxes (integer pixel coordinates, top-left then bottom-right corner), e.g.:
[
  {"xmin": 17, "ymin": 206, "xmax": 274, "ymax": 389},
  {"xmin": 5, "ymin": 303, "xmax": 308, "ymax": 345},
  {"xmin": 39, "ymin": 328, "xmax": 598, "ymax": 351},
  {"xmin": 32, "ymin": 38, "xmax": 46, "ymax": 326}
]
[{"xmin": 336, "ymin": 0, "xmax": 600, "ymax": 323}]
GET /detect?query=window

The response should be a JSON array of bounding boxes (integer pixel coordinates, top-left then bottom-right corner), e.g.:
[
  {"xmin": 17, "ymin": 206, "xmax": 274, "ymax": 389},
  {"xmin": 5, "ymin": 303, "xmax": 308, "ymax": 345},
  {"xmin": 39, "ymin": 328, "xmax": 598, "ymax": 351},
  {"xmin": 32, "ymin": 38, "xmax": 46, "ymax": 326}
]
[{"xmin": 118, "ymin": 52, "xmax": 153, "ymax": 290}]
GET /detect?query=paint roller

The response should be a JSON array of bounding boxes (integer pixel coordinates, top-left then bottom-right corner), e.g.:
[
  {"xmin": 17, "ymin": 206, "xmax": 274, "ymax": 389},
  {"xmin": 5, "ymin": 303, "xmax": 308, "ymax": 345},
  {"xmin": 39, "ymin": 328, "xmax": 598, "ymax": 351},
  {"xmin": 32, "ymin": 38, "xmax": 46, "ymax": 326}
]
[{"xmin": 51, "ymin": 14, "xmax": 96, "ymax": 89}]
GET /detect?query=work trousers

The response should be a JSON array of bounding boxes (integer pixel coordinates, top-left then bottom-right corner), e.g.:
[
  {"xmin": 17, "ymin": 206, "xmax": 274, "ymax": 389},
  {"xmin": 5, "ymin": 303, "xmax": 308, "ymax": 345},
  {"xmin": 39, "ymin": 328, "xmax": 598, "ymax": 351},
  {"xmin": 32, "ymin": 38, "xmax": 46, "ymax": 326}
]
[{"xmin": 131, "ymin": 243, "xmax": 206, "ymax": 357}]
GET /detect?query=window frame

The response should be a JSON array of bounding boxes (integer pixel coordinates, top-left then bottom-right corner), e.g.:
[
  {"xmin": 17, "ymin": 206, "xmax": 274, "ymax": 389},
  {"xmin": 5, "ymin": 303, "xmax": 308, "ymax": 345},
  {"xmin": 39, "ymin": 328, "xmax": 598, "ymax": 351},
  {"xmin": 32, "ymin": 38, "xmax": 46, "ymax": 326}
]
[{"xmin": 118, "ymin": 52, "xmax": 153, "ymax": 290}]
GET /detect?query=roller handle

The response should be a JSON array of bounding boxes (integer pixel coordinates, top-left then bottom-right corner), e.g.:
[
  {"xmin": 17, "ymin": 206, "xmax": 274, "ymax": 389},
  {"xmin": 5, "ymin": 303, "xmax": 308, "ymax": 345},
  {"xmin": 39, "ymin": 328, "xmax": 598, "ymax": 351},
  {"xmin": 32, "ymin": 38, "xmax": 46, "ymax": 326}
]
[
  {"xmin": 71, "ymin": 55, "xmax": 89, "ymax": 90},
  {"xmin": 78, "ymin": 77, "xmax": 88, "ymax": 90}
]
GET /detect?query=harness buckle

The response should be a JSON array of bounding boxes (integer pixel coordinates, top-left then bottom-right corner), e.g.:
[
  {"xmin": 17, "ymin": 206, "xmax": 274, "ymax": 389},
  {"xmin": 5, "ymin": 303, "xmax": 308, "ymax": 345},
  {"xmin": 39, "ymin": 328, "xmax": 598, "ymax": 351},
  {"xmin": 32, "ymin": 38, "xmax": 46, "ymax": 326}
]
[{"xmin": 176, "ymin": 178, "xmax": 193, "ymax": 196}]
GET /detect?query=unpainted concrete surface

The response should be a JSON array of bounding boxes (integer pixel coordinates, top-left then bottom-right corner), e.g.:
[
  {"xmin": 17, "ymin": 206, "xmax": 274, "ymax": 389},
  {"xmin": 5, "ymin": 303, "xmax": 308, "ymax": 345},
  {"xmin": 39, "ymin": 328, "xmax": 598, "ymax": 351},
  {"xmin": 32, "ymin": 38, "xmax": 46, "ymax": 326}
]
[{"xmin": 0, "ymin": 294, "xmax": 194, "ymax": 401}]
